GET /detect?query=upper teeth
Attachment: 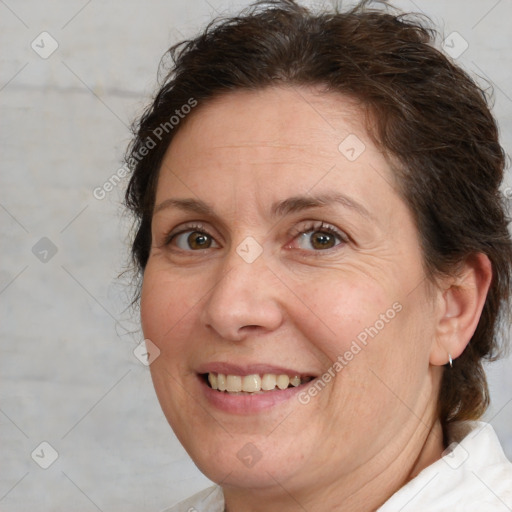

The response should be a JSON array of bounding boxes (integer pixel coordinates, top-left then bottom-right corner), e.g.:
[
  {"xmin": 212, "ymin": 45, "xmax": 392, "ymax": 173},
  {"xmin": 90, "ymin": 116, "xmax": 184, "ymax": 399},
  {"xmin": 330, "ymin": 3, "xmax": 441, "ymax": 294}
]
[{"xmin": 208, "ymin": 373, "xmax": 305, "ymax": 393}]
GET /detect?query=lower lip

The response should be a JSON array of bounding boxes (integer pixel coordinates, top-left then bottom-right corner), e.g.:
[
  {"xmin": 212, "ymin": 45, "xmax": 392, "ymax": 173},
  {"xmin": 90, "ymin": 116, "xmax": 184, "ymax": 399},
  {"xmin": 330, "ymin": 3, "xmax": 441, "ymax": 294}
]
[{"xmin": 199, "ymin": 376, "xmax": 312, "ymax": 414}]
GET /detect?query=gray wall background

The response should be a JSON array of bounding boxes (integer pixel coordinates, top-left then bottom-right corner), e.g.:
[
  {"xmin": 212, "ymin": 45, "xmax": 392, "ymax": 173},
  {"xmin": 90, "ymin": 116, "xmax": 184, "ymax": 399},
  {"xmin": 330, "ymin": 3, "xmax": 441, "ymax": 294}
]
[{"xmin": 1, "ymin": 0, "xmax": 511, "ymax": 510}]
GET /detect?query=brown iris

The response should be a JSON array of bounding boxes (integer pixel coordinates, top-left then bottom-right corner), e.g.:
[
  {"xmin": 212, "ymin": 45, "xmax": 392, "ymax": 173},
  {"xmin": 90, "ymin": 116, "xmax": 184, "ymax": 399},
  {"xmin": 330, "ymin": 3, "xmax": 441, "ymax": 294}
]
[
  {"xmin": 309, "ymin": 231, "xmax": 336, "ymax": 250},
  {"xmin": 187, "ymin": 232, "xmax": 212, "ymax": 249}
]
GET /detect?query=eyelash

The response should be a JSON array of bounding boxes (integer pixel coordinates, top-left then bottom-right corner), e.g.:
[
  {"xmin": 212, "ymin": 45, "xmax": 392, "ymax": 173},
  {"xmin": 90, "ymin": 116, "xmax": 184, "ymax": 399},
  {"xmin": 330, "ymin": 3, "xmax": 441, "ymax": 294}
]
[
  {"xmin": 286, "ymin": 221, "xmax": 348, "ymax": 250},
  {"xmin": 164, "ymin": 223, "xmax": 207, "ymax": 246},
  {"xmin": 163, "ymin": 221, "xmax": 348, "ymax": 252}
]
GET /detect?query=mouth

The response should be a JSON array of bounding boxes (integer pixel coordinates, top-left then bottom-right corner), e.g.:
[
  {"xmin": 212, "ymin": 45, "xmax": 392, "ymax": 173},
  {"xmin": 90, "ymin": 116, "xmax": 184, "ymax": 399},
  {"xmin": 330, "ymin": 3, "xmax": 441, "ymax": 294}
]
[
  {"xmin": 201, "ymin": 372, "xmax": 314, "ymax": 394},
  {"xmin": 196, "ymin": 363, "xmax": 319, "ymax": 413}
]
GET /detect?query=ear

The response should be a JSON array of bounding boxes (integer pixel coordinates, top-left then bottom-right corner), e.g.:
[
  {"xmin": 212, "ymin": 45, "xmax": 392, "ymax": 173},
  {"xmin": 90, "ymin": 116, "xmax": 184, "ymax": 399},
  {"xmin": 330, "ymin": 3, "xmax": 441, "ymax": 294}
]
[{"xmin": 429, "ymin": 253, "xmax": 492, "ymax": 366}]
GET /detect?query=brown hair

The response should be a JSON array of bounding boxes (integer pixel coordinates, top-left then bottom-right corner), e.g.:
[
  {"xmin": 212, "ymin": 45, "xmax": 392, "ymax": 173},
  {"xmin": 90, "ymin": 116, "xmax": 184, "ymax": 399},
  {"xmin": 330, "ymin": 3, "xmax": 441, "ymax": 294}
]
[{"xmin": 124, "ymin": 0, "xmax": 512, "ymax": 434}]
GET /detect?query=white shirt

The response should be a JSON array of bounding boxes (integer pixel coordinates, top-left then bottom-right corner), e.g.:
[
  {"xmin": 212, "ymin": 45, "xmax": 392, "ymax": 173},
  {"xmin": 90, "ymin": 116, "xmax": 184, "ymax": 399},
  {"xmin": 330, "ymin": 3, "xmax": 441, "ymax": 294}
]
[{"xmin": 163, "ymin": 421, "xmax": 512, "ymax": 511}]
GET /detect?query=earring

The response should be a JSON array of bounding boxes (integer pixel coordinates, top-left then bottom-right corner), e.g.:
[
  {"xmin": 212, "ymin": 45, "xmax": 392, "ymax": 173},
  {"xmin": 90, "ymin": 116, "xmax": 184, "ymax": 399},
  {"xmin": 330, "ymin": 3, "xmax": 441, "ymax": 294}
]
[{"xmin": 448, "ymin": 353, "xmax": 453, "ymax": 368}]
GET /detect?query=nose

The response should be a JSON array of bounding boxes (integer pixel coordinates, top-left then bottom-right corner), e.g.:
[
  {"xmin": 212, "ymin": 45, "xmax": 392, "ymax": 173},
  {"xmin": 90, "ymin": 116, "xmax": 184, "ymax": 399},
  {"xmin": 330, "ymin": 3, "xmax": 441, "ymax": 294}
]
[{"xmin": 199, "ymin": 250, "xmax": 284, "ymax": 341}]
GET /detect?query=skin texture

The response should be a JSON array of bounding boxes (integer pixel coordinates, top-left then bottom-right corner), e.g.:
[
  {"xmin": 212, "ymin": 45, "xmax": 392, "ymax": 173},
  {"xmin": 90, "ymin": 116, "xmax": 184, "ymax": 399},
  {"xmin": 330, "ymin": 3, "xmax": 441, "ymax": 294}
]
[{"xmin": 140, "ymin": 86, "xmax": 492, "ymax": 512}]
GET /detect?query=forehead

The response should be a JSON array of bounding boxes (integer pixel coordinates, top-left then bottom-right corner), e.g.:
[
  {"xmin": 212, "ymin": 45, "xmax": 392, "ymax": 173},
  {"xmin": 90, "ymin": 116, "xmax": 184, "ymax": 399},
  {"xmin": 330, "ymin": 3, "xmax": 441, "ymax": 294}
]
[
  {"xmin": 156, "ymin": 86, "xmax": 396, "ymax": 217},
  {"xmin": 169, "ymin": 86, "xmax": 366, "ymax": 158}
]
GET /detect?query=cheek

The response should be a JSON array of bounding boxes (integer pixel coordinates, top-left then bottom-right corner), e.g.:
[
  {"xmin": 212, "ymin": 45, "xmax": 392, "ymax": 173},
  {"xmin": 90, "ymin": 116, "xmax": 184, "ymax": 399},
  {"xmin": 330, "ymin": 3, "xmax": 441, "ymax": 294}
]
[
  {"xmin": 140, "ymin": 266, "xmax": 205, "ymax": 426},
  {"xmin": 140, "ymin": 265, "xmax": 200, "ymax": 352},
  {"xmin": 290, "ymin": 271, "xmax": 430, "ymax": 410},
  {"xmin": 288, "ymin": 273, "xmax": 394, "ymax": 362}
]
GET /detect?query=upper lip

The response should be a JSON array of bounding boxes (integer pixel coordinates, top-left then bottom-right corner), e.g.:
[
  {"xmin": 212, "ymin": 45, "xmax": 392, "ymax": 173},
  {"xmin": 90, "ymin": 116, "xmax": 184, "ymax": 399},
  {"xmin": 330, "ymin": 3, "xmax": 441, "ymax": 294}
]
[{"xmin": 196, "ymin": 362, "xmax": 317, "ymax": 377}]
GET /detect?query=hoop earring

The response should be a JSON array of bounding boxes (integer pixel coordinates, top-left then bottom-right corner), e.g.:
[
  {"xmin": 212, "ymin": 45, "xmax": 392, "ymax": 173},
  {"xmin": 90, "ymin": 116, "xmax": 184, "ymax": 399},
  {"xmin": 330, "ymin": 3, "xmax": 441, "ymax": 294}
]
[{"xmin": 448, "ymin": 353, "xmax": 453, "ymax": 368}]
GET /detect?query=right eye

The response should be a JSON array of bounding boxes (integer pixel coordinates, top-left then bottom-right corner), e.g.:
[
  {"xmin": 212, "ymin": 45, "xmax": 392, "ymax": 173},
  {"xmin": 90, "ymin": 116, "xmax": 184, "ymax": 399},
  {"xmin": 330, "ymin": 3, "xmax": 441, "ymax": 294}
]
[{"xmin": 167, "ymin": 228, "xmax": 219, "ymax": 251}]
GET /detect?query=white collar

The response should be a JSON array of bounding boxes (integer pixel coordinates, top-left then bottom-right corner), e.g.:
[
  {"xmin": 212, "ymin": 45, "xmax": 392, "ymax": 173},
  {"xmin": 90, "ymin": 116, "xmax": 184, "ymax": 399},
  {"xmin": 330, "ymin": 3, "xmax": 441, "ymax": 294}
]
[{"xmin": 378, "ymin": 421, "xmax": 512, "ymax": 511}]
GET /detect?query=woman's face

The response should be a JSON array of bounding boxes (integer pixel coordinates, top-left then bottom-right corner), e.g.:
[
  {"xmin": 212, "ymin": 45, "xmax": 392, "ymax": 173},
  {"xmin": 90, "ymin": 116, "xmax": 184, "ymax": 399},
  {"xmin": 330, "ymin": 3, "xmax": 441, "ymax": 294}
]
[{"xmin": 141, "ymin": 87, "xmax": 442, "ymax": 493}]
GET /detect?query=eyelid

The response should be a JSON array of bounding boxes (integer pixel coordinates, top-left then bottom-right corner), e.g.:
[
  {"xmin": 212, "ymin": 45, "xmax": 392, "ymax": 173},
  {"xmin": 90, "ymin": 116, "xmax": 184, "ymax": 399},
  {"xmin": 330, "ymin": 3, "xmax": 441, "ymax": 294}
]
[
  {"xmin": 164, "ymin": 222, "xmax": 219, "ymax": 247},
  {"xmin": 286, "ymin": 220, "xmax": 349, "ymax": 251},
  {"xmin": 288, "ymin": 220, "xmax": 348, "ymax": 241}
]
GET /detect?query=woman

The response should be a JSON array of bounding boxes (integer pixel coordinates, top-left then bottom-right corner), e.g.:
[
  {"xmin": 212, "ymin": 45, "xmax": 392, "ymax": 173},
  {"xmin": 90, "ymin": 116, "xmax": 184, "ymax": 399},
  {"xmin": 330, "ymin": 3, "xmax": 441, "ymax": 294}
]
[{"xmin": 124, "ymin": 1, "xmax": 512, "ymax": 510}]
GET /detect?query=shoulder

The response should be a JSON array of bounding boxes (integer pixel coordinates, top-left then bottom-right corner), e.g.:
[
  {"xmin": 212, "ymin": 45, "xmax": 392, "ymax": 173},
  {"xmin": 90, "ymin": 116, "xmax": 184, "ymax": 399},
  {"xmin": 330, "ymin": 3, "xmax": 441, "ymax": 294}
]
[
  {"xmin": 160, "ymin": 486, "xmax": 224, "ymax": 512},
  {"xmin": 378, "ymin": 421, "xmax": 512, "ymax": 511}
]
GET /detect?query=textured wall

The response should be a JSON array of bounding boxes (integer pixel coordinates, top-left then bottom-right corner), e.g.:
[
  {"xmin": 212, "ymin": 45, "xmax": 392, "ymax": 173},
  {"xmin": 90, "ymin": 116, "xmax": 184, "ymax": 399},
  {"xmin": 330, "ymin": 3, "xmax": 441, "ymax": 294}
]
[{"xmin": 1, "ymin": 0, "xmax": 511, "ymax": 510}]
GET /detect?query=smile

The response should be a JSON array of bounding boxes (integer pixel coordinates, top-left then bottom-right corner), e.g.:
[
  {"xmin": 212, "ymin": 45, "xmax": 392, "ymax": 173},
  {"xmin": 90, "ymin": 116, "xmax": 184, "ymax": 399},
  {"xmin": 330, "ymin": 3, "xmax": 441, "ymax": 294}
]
[{"xmin": 204, "ymin": 372, "xmax": 314, "ymax": 393}]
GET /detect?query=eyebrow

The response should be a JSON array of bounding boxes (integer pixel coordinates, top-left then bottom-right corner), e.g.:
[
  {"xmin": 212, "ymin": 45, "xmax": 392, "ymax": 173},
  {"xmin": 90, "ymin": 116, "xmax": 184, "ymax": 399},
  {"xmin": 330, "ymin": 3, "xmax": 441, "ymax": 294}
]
[
  {"xmin": 271, "ymin": 192, "xmax": 371, "ymax": 220},
  {"xmin": 153, "ymin": 192, "xmax": 371, "ymax": 220},
  {"xmin": 153, "ymin": 197, "xmax": 214, "ymax": 216}
]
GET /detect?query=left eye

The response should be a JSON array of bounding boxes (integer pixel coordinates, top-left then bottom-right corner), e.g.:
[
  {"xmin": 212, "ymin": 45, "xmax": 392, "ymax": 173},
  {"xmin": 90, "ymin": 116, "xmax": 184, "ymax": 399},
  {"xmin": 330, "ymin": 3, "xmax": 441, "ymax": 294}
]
[
  {"xmin": 172, "ymin": 230, "xmax": 219, "ymax": 250},
  {"xmin": 294, "ymin": 227, "xmax": 345, "ymax": 251}
]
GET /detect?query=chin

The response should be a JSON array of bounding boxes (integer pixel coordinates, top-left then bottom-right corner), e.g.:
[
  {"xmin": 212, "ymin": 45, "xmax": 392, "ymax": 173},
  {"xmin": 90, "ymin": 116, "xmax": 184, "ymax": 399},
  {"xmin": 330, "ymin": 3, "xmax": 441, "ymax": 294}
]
[
  {"xmin": 176, "ymin": 426, "xmax": 307, "ymax": 489},
  {"xmin": 196, "ymin": 452, "xmax": 298, "ymax": 490}
]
